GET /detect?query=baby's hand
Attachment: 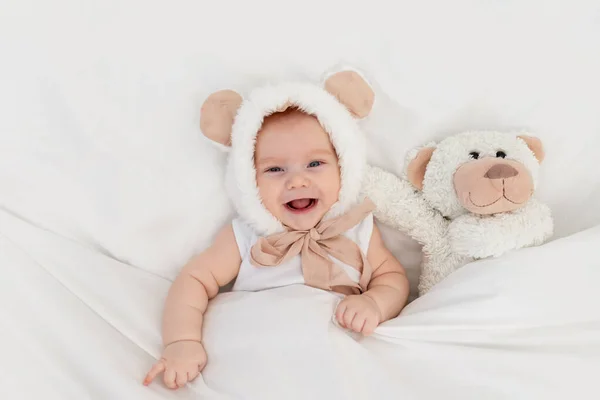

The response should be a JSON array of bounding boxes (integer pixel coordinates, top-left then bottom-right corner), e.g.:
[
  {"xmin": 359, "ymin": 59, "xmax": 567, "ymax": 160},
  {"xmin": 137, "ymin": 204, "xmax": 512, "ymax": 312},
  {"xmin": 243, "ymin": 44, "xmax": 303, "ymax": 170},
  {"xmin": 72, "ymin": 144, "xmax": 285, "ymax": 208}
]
[
  {"xmin": 143, "ymin": 340, "xmax": 207, "ymax": 389},
  {"xmin": 335, "ymin": 294, "xmax": 382, "ymax": 336}
]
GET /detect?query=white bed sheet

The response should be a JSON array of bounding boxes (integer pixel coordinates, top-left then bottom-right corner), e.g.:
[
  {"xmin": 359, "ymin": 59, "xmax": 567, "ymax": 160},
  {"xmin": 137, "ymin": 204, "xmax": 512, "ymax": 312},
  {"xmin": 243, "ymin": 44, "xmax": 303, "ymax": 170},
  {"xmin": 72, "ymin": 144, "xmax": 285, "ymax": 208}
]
[{"xmin": 2, "ymin": 206, "xmax": 600, "ymax": 399}]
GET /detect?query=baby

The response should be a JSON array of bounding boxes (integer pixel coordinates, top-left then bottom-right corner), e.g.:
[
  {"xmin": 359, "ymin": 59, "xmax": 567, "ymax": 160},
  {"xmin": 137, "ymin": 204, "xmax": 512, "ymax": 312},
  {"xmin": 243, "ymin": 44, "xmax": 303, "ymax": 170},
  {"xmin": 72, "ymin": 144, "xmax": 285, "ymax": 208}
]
[{"xmin": 143, "ymin": 71, "xmax": 410, "ymax": 389}]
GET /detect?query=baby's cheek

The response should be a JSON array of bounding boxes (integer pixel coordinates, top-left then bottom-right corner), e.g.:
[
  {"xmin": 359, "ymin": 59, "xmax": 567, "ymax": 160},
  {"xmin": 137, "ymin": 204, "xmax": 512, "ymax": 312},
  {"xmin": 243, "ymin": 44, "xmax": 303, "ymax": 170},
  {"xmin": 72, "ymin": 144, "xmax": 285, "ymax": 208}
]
[
  {"xmin": 325, "ymin": 171, "xmax": 342, "ymax": 200},
  {"xmin": 257, "ymin": 180, "xmax": 280, "ymax": 213}
]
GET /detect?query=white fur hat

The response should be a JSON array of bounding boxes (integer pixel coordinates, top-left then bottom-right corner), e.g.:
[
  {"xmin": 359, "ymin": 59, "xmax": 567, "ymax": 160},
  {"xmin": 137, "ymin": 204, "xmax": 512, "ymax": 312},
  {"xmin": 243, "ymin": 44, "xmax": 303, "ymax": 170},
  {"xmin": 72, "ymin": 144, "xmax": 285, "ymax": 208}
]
[{"xmin": 199, "ymin": 69, "xmax": 375, "ymax": 236}]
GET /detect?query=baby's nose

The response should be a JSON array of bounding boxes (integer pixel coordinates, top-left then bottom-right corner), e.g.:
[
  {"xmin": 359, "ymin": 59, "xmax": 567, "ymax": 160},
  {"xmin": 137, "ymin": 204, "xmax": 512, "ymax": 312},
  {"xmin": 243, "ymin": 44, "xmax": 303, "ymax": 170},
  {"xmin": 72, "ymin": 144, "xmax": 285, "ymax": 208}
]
[{"xmin": 287, "ymin": 173, "xmax": 310, "ymax": 189}]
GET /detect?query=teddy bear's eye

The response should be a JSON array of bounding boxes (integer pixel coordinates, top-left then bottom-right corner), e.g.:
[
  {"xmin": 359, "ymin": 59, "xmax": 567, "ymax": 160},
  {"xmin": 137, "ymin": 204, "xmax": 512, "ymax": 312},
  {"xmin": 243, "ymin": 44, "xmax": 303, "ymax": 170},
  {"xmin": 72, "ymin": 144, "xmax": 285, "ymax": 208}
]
[
  {"xmin": 469, "ymin": 152, "xmax": 480, "ymax": 159},
  {"xmin": 496, "ymin": 151, "xmax": 507, "ymax": 158}
]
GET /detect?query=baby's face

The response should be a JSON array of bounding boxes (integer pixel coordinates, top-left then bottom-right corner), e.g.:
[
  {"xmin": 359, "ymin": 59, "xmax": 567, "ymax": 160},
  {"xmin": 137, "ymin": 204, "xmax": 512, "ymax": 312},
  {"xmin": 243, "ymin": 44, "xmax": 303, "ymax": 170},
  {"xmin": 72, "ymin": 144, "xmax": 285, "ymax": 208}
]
[{"xmin": 254, "ymin": 110, "xmax": 341, "ymax": 231}]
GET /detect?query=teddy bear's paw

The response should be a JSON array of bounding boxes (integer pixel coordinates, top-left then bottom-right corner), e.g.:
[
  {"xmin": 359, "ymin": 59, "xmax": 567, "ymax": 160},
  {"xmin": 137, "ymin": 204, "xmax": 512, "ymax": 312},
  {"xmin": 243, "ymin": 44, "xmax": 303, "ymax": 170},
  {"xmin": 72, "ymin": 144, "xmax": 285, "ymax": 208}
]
[{"xmin": 448, "ymin": 216, "xmax": 504, "ymax": 258}]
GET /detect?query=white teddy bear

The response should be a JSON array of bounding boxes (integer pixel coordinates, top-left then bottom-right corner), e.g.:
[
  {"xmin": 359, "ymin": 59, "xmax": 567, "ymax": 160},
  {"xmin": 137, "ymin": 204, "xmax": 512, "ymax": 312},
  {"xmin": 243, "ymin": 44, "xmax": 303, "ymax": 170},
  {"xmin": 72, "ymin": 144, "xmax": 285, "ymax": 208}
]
[{"xmin": 363, "ymin": 131, "xmax": 554, "ymax": 295}]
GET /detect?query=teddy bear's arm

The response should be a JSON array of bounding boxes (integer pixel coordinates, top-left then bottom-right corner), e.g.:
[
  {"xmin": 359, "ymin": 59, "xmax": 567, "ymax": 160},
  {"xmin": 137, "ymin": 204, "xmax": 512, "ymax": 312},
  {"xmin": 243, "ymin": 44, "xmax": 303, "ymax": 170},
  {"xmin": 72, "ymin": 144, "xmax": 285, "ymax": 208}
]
[
  {"xmin": 363, "ymin": 165, "xmax": 466, "ymax": 296},
  {"xmin": 362, "ymin": 165, "xmax": 448, "ymax": 245},
  {"xmin": 448, "ymin": 198, "xmax": 554, "ymax": 259}
]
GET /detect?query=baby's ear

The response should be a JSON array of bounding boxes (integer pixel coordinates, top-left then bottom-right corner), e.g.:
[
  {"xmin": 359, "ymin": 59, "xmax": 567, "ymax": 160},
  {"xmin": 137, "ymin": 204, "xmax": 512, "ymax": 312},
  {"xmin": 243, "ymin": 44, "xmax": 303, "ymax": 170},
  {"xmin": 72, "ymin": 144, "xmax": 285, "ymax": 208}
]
[
  {"xmin": 406, "ymin": 146, "xmax": 436, "ymax": 191},
  {"xmin": 517, "ymin": 134, "xmax": 545, "ymax": 163},
  {"xmin": 323, "ymin": 70, "xmax": 375, "ymax": 118},
  {"xmin": 200, "ymin": 89, "xmax": 243, "ymax": 148}
]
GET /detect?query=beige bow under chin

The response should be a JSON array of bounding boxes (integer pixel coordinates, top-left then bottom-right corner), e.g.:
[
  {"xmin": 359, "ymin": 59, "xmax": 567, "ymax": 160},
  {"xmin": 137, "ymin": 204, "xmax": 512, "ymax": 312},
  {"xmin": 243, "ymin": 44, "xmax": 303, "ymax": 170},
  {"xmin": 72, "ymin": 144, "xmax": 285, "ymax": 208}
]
[{"xmin": 249, "ymin": 198, "xmax": 376, "ymax": 293}]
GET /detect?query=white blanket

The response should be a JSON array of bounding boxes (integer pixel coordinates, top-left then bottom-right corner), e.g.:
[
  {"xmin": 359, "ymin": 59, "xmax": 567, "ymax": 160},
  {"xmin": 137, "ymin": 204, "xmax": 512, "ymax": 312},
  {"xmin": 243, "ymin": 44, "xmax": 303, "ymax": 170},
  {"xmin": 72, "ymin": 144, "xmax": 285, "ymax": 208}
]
[{"xmin": 2, "ymin": 207, "xmax": 599, "ymax": 399}]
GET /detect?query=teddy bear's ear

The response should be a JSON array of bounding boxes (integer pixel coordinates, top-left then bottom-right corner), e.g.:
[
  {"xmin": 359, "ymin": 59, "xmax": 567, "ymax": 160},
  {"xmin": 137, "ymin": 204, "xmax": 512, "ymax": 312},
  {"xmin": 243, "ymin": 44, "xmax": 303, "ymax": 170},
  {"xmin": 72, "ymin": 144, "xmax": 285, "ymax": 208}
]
[
  {"xmin": 407, "ymin": 147, "xmax": 436, "ymax": 190},
  {"xmin": 323, "ymin": 70, "xmax": 374, "ymax": 118},
  {"xmin": 517, "ymin": 135, "xmax": 545, "ymax": 163},
  {"xmin": 200, "ymin": 89, "xmax": 243, "ymax": 148}
]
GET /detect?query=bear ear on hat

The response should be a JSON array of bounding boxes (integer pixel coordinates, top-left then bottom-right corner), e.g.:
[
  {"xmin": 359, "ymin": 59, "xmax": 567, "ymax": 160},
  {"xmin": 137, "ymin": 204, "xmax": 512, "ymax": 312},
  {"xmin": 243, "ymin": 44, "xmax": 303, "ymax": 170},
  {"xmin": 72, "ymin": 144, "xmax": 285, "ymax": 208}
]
[
  {"xmin": 323, "ymin": 70, "xmax": 375, "ymax": 118},
  {"xmin": 200, "ymin": 89, "xmax": 243, "ymax": 148}
]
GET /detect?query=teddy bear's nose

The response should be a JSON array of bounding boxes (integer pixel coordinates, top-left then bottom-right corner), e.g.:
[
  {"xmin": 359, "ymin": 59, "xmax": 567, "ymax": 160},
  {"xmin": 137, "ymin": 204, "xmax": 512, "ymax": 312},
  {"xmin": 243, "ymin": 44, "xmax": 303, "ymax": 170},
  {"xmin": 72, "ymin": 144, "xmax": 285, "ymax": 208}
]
[{"xmin": 485, "ymin": 164, "xmax": 519, "ymax": 179}]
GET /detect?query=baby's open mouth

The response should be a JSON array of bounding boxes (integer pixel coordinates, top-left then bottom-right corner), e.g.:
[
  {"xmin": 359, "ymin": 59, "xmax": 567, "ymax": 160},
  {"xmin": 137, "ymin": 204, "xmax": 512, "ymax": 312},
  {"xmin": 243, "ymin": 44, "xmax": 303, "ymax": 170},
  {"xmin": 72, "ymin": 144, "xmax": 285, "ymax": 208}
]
[{"xmin": 285, "ymin": 198, "xmax": 318, "ymax": 213}]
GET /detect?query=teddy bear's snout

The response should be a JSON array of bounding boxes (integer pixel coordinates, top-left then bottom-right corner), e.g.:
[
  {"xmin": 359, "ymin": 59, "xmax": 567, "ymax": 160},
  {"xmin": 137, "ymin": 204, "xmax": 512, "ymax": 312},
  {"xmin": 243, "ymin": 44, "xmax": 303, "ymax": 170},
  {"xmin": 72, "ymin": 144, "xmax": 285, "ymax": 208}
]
[{"xmin": 484, "ymin": 164, "xmax": 519, "ymax": 179}]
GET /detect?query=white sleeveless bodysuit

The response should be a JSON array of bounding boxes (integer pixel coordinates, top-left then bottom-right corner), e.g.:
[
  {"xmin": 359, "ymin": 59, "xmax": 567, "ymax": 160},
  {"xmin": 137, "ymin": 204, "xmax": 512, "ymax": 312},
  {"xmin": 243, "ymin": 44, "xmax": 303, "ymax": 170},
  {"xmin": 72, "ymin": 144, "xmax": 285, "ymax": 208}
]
[{"xmin": 230, "ymin": 213, "xmax": 374, "ymax": 292}]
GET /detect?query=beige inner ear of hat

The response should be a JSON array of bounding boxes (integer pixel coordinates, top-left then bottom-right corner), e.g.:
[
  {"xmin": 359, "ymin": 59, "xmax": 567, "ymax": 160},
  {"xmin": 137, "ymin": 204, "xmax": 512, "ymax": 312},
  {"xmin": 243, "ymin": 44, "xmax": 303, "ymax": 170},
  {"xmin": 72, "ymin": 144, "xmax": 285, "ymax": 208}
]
[{"xmin": 323, "ymin": 70, "xmax": 375, "ymax": 119}]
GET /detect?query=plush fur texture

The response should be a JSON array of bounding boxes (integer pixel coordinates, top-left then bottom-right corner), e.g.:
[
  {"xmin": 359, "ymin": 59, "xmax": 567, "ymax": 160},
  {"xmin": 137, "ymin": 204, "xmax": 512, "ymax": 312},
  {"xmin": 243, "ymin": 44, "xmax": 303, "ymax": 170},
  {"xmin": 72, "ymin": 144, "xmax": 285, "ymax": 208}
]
[
  {"xmin": 414, "ymin": 131, "xmax": 541, "ymax": 219},
  {"xmin": 363, "ymin": 131, "xmax": 554, "ymax": 295},
  {"xmin": 226, "ymin": 82, "xmax": 368, "ymax": 236},
  {"xmin": 198, "ymin": 68, "xmax": 375, "ymax": 237},
  {"xmin": 448, "ymin": 198, "xmax": 553, "ymax": 259},
  {"xmin": 362, "ymin": 165, "xmax": 468, "ymax": 294}
]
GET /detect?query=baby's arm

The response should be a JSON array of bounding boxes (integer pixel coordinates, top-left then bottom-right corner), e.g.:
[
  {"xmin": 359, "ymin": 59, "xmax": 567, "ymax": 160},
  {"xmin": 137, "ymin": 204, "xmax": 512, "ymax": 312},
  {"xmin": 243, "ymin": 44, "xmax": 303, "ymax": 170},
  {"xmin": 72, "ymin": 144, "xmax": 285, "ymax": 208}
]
[
  {"xmin": 336, "ymin": 223, "xmax": 409, "ymax": 335},
  {"xmin": 364, "ymin": 223, "xmax": 410, "ymax": 321},
  {"xmin": 144, "ymin": 223, "xmax": 241, "ymax": 389}
]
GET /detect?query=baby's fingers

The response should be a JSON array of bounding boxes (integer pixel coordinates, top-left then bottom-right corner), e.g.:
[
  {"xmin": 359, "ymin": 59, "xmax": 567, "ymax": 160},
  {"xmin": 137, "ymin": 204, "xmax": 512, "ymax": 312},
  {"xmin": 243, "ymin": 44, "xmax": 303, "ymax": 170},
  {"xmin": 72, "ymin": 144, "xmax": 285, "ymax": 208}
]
[
  {"xmin": 343, "ymin": 309, "xmax": 357, "ymax": 330},
  {"xmin": 143, "ymin": 361, "xmax": 165, "ymax": 386},
  {"xmin": 351, "ymin": 314, "xmax": 366, "ymax": 333},
  {"xmin": 164, "ymin": 368, "xmax": 178, "ymax": 389},
  {"xmin": 335, "ymin": 302, "xmax": 348, "ymax": 327},
  {"xmin": 362, "ymin": 316, "xmax": 379, "ymax": 336},
  {"xmin": 186, "ymin": 364, "xmax": 202, "ymax": 384},
  {"xmin": 188, "ymin": 370, "xmax": 200, "ymax": 384},
  {"xmin": 175, "ymin": 371, "xmax": 189, "ymax": 388}
]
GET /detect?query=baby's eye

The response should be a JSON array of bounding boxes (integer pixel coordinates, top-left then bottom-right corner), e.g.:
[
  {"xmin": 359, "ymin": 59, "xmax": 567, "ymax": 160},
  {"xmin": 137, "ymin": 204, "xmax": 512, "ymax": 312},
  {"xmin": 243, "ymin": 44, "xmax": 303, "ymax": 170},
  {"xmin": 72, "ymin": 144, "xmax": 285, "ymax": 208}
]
[
  {"xmin": 308, "ymin": 160, "xmax": 323, "ymax": 168},
  {"xmin": 265, "ymin": 166, "xmax": 283, "ymax": 173}
]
